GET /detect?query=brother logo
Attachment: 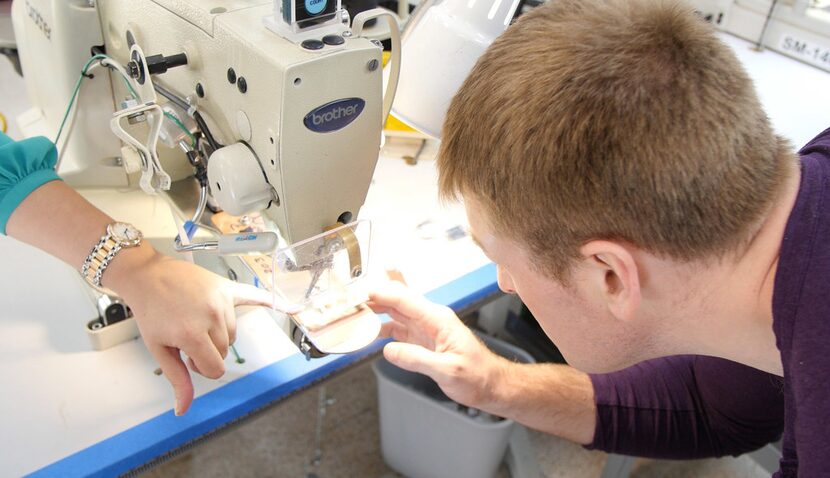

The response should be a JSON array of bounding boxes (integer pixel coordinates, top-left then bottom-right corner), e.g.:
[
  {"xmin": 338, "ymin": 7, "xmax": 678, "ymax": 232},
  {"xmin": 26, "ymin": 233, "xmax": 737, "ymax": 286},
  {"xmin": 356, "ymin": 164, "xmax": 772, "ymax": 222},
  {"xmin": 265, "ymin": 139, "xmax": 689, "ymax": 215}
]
[
  {"xmin": 303, "ymin": 98, "xmax": 365, "ymax": 133},
  {"xmin": 26, "ymin": 0, "xmax": 51, "ymax": 41}
]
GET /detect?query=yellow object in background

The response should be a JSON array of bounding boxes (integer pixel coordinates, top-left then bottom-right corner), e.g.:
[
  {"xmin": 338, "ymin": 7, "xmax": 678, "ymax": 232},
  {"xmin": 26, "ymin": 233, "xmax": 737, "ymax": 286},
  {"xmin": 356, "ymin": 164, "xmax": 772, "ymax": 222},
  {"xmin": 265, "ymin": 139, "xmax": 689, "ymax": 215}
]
[
  {"xmin": 386, "ymin": 114, "xmax": 419, "ymax": 133},
  {"xmin": 382, "ymin": 51, "xmax": 420, "ymax": 135},
  {"xmin": 0, "ymin": 112, "xmax": 7, "ymax": 134}
]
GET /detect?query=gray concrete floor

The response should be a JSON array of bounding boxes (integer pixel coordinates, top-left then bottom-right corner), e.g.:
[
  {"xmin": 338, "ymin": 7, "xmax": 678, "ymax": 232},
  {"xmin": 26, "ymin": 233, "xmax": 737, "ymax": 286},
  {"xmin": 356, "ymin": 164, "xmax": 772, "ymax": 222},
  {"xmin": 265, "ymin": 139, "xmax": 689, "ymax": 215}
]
[
  {"xmin": 144, "ymin": 359, "xmax": 405, "ymax": 478},
  {"xmin": 143, "ymin": 359, "xmax": 768, "ymax": 478}
]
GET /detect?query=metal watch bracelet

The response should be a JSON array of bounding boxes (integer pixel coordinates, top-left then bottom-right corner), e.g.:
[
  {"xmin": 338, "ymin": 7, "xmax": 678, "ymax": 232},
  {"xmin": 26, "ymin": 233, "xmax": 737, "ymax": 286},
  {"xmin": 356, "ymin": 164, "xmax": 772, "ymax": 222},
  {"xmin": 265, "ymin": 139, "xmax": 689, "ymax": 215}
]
[{"xmin": 81, "ymin": 235, "xmax": 123, "ymax": 289}]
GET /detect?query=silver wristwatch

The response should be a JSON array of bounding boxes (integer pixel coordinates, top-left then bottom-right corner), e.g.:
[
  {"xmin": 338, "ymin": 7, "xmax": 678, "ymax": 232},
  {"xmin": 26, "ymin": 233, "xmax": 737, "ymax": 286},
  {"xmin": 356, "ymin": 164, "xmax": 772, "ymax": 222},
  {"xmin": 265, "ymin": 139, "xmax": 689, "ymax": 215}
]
[{"xmin": 81, "ymin": 222, "xmax": 143, "ymax": 289}]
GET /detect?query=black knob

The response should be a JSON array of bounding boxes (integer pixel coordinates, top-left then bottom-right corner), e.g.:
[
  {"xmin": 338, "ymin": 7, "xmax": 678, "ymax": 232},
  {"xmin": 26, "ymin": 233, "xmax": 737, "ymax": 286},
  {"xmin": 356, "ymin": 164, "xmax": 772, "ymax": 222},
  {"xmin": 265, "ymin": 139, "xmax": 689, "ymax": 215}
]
[
  {"xmin": 145, "ymin": 52, "xmax": 188, "ymax": 76},
  {"xmin": 322, "ymin": 35, "xmax": 345, "ymax": 46},
  {"xmin": 301, "ymin": 39, "xmax": 325, "ymax": 50}
]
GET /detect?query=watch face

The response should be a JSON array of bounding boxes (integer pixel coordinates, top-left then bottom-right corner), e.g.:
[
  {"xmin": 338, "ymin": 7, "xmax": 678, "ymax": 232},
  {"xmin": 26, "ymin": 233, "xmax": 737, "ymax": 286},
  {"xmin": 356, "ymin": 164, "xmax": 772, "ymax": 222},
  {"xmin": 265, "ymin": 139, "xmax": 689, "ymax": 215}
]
[{"xmin": 109, "ymin": 222, "xmax": 143, "ymax": 245}]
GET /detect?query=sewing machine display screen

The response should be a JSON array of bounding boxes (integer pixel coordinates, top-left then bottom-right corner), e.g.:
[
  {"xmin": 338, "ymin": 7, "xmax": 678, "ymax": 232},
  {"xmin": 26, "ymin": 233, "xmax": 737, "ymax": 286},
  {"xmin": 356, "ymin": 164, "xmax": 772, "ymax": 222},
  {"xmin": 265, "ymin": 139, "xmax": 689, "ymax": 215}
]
[{"xmin": 285, "ymin": 0, "xmax": 338, "ymax": 28}]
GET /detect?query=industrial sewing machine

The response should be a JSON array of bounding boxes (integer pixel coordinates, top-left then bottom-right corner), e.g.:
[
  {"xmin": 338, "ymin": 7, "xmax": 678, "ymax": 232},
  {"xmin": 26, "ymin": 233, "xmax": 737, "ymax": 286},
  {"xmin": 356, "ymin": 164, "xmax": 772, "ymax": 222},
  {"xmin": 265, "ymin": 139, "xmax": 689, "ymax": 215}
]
[
  {"xmin": 10, "ymin": 0, "xmax": 401, "ymax": 357},
  {"xmin": 12, "ymin": 0, "xmax": 826, "ymax": 359}
]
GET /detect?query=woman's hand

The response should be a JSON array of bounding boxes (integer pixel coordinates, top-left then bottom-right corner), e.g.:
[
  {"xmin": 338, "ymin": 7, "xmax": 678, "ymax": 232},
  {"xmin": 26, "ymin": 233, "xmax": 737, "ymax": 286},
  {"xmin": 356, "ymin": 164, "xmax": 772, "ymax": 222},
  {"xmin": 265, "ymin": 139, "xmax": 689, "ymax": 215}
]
[
  {"xmin": 6, "ymin": 181, "xmax": 286, "ymax": 416},
  {"xmin": 109, "ymin": 250, "xmax": 273, "ymax": 415}
]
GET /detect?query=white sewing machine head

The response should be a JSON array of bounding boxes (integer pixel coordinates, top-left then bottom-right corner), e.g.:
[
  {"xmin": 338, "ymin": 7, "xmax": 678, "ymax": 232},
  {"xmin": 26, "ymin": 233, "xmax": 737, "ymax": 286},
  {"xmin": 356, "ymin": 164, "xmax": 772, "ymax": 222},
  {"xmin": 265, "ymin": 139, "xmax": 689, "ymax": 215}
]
[{"xmin": 12, "ymin": 0, "xmax": 397, "ymax": 243}]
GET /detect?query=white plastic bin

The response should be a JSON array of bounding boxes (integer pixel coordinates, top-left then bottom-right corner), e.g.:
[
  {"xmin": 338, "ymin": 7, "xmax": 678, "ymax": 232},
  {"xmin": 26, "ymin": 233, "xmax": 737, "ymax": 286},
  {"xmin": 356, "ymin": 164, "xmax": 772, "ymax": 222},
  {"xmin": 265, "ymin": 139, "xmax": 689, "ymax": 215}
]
[{"xmin": 373, "ymin": 333, "xmax": 535, "ymax": 478}]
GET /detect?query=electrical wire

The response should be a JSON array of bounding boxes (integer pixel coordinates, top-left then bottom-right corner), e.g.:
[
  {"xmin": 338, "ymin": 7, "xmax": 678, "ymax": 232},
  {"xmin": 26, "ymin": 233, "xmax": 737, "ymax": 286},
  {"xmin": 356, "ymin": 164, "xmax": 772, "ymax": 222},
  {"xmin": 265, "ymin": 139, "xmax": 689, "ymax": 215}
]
[
  {"xmin": 192, "ymin": 111, "xmax": 222, "ymax": 151},
  {"xmin": 153, "ymin": 82, "xmax": 189, "ymax": 110},
  {"xmin": 101, "ymin": 57, "xmax": 138, "ymax": 99},
  {"xmin": 50, "ymin": 53, "xmax": 210, "ymax": 255},
  {"xmin": 54, "ymin": 53, "xmax": 198, "ymax": 172},
  {"xmin": 192, "ymin": 184, "xmax": 208, "ymax": 224},
  {"xmin": 54, "ymin": 54, "xmax": 208, "ymax": 229},
  {"xmin": 170, "ymin": 136, "xmax": 210, "ymax": 249},
  {"xmin": 154, "ymin": 82, "xmax": 223, "ymax": 151},
  {"xmin": 163, "ymin": 111, "xmax": 196, "ymax": 148},
  {"xmin": 54, "ymin": 54, "xmax": 108, "ymax": 145},
  {"xmin": 54, "ymin": 54, "xmax": 140, "ymax": 147}
]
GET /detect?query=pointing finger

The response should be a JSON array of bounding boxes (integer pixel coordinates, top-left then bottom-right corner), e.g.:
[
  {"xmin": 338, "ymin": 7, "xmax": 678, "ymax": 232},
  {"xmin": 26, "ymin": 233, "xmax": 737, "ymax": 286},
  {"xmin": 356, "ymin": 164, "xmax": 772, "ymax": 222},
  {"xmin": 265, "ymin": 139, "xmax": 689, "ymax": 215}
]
[{"xmin": 148, "ymin": 344, "xmax": 194, "ymax": 416}]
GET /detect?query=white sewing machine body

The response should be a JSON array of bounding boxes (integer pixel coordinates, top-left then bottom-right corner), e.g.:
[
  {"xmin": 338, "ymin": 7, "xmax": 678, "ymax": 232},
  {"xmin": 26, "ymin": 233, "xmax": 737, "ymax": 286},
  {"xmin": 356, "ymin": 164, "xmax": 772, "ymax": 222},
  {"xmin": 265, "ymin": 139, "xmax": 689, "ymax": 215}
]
[
  {"xmin": 11, "ymin": 0, "xmax": 393, "ymax": 354},
  {"xmin": 12, "ymin": 0, "xmax": 384, "ymax": 243}
]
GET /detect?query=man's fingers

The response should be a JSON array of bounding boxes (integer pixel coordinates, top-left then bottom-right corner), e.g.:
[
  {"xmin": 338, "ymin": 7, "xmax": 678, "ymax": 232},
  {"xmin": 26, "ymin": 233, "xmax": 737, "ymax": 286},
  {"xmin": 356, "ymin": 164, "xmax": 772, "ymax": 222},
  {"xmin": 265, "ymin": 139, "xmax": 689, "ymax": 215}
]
[
  {"xmin": 383, "ymin": 342, "xmax": 447, "ymax": 378},
  {"xmin": 366, "ymin": 303, "xmax": 406, "ymax": 318},
  {"xmin": 370, "ymin": 306, "xmax": 418, "ymax": 326},
  {"xmin": 380, "ymin": 320, "xmax": 408, "ymax": 341},
  {"xmin": 369, "ymin": 283, "xmax": 440, "ymax": 326},
  {"xmin": 183, "ymin": 335, "xmax": 226, "ymax": 379},
  {"xmin": 149, "ymin": 344, "xmax": 194, "ymax": 416}
]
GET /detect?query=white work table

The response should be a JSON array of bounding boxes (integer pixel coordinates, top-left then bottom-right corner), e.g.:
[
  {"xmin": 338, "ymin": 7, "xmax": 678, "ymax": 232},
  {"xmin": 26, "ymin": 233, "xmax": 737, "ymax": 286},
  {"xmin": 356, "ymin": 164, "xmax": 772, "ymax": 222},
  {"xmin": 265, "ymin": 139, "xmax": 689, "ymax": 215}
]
[
  {"xmin": 0, "ymin": 139, "xmax": 494, "ymax": 477},
  {"xmin": 0, "ymin": 32, "xmax": 828, "ymax": 477}
]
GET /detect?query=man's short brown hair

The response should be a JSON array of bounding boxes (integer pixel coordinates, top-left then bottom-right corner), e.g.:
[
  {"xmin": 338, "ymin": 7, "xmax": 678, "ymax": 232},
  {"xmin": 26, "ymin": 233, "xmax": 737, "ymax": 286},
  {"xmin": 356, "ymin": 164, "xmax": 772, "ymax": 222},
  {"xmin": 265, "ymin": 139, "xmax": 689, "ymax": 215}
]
[{"xmin": 438, "ymin": 0, "xmax": 794, "ymax": 280}]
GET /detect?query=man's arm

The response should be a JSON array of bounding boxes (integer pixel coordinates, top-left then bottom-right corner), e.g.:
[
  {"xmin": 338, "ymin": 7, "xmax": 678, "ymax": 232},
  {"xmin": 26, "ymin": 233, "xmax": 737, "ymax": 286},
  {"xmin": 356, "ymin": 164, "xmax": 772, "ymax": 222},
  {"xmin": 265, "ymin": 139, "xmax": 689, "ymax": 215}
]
[
  {"xmin": 587, "ymin": 355, "xmax": 784, "ymax": 458},
  {"xmin": 371, "ymin": 283, "xmax": 597, "ymax": 444},
  {"xmin": 371, "ymin": 284, "xmax": 784, "ymax": 457},
  {"xmin": 488, "ymin": 362, "xmax": 597, "ymax": 444}
]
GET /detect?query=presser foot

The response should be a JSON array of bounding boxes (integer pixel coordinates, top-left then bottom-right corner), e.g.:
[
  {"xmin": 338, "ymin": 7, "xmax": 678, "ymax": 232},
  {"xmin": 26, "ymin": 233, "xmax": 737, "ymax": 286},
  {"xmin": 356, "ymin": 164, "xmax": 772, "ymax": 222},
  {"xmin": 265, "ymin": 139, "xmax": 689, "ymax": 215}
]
[{"xmin": 293, "ymin": 326, "xmax": 329, "ymax": 360}]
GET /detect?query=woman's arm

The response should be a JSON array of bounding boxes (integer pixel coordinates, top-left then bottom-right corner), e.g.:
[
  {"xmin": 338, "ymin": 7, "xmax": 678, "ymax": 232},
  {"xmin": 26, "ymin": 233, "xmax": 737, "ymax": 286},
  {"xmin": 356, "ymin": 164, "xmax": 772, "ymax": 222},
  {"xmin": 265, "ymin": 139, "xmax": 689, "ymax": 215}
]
[{"xmin": 7, "ymin": 181, "xmax": 273, "ymax": 415}]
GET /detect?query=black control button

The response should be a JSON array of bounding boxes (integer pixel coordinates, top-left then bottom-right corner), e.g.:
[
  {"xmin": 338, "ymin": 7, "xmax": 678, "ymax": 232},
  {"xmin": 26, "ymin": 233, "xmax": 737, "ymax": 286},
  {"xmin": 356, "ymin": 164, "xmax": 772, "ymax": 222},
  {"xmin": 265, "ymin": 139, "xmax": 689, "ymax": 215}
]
[
  {"xmin": 322, "ymin": 35, "xmax": 345, "ymax": 46},
  {"xmin": 301, "ymin": 39, "xmax": 325, "ymax": 50},
  {"xmin": 227, "ymin": 68, "xmax": 237, "ymax": 84},
  {"xmin": 237, "ymin": 77, "xmax": 248, "ymax": 94}
]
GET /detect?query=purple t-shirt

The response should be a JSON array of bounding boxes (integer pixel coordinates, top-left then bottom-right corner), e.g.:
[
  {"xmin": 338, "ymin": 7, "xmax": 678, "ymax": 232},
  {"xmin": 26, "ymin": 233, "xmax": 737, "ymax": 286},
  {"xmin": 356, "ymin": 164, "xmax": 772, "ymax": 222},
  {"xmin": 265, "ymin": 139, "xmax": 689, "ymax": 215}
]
[{"xmin": 585, "ymin": 127, "xmax": 830, "ymax": 477}]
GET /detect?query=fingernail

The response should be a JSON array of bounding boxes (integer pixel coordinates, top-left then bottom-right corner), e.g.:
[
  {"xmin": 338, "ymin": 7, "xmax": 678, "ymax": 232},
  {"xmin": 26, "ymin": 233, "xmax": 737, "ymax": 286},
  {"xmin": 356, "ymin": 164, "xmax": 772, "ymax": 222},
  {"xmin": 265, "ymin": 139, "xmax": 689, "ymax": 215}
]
[{"xmin": 174, "ymin": 400, "xmax": 182, "ymax": 416}]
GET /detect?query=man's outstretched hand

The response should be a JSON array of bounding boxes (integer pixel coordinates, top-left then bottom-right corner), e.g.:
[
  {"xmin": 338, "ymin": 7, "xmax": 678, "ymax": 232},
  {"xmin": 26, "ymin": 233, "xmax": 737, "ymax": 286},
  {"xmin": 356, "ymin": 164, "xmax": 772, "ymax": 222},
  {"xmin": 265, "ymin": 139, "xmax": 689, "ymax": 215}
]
[{"xmin": 368, "ymin": 282, "xmax": 510, "ymax": 410}]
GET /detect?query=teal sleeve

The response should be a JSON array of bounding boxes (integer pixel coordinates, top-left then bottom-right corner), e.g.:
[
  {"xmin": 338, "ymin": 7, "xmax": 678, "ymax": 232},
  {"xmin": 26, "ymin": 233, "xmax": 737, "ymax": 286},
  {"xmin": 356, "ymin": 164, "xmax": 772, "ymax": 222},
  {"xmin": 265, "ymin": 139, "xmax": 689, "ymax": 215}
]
[{"xmin": 0, "ymin": 131, "xmax": 63, "ymax": 235}]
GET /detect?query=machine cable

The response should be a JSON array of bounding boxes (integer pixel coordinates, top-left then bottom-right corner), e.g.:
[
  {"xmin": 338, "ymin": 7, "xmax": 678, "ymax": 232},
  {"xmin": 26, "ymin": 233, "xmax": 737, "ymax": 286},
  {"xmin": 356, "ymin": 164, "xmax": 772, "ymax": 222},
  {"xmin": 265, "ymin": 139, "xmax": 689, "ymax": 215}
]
[{"xmin": 154, "ymin": 82, "xmax": 224, "ymax": 151}]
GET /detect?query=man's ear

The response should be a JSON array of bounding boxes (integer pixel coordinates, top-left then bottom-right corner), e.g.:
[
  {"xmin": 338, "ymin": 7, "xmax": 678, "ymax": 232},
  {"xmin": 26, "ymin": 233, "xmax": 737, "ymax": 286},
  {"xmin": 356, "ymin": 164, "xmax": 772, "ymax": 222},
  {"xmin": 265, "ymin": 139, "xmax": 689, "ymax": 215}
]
[{"xmin": 579, "ymin": 241, "xmax": 641, "ymax": 322}]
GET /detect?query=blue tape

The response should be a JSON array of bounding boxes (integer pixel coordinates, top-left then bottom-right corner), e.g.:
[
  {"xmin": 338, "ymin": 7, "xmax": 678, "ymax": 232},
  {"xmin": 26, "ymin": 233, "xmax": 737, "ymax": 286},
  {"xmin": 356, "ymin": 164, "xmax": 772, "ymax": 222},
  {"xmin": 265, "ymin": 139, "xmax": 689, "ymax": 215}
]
[
  {"xmin": 183, "ymin": 221, "xmax": 198, "ymax": 241},
  {"xmin": 29, "ymin": 263, "xmax": 497, "ymax": 477}
]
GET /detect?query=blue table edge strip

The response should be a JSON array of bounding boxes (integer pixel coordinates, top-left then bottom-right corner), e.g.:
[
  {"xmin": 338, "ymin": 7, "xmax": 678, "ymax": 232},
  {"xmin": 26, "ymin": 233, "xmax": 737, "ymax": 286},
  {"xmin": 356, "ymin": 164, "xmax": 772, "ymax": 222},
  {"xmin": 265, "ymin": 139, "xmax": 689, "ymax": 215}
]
[{"xmin": 29, "ymin": 263, "xmax": 498, "ymax": 478}]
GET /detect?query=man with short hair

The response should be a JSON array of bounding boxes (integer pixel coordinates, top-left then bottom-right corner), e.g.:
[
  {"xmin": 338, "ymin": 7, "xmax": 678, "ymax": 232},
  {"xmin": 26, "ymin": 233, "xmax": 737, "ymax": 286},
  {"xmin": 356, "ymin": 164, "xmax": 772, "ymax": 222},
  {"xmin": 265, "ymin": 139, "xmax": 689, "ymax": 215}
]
[{"xmin": 368, "ymin": 0, "xmax": 829, "ymax": 475}]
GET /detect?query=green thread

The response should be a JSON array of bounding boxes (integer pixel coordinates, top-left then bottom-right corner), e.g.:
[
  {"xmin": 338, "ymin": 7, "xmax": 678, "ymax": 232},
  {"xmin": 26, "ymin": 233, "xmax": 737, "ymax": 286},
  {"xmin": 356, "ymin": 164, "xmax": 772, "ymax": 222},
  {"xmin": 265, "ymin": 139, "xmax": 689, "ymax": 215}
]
[
  {"xmin": 163, "ymin": 111, "xmax": 196, "ymax": 148},
  {"xmin": 230, "ymin": 344, "xmax": 245, "ymax": 364},
  {"xmin": 55, "ymin": 54, "xmax": 139, "ymax": 145}
]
